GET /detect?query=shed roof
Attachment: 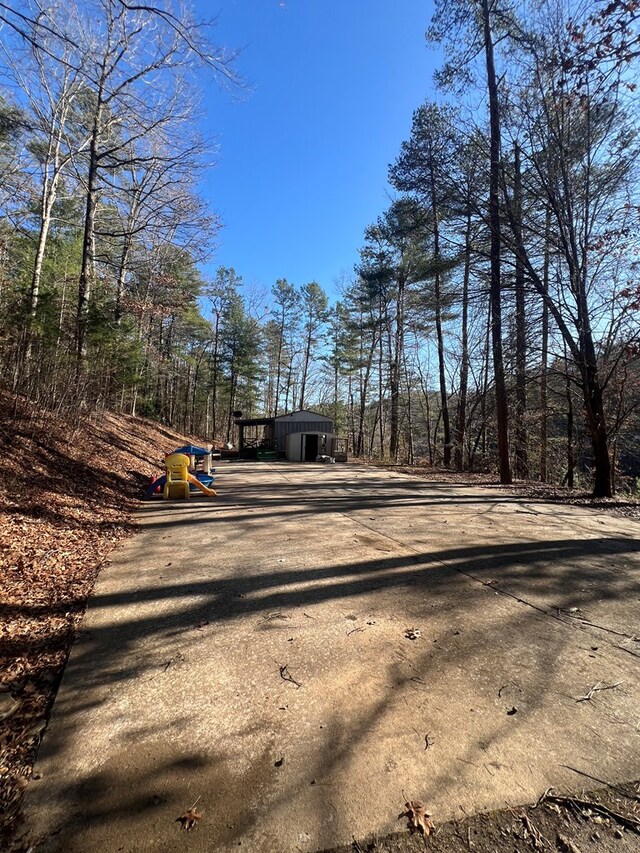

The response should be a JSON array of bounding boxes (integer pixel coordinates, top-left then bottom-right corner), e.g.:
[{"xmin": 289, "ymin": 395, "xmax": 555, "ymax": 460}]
[
  {"xmin": 275, "ymin": 409, "xmax": 333, "ymax": 421},
  {"xmin": 234, "ymin": 417, "xmax": 274, "ymax": 427}
]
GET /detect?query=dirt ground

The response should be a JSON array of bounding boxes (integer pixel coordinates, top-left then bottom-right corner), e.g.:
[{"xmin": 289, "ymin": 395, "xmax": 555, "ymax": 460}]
[
  {"xmin": 384, "ymin": 463, "xmax": 640, "ymax": 521},
  {"xmin": 324, "ymin": 782, "xmax": 640, "ymax": 851}
]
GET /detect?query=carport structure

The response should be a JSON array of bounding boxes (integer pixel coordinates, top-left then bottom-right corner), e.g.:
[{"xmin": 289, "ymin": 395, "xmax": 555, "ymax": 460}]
[{"xmin": 235, "ymin": 416, "xmax": 274, "ymax": 456}]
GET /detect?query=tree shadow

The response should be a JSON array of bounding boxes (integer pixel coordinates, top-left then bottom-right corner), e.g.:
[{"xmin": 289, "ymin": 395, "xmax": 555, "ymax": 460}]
[
  {"xmin": 13, "ymin": 460, "xmax": 640, "ymax": 849},
  {"xmin": 21, "ymin": 529, "xmax": 640, "ymax": 849}
]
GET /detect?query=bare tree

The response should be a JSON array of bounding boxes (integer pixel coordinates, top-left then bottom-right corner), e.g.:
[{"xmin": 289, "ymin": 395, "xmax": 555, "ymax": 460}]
[
  {"xmin": 1, "ymin": 23, "xmax": 92, "ymax": 364},
  {"xmin": 37, "ymin": 0, "xmax": 236, "ymax": 367},
  {"xmin": 500, "ymin": 0, "xmax": 640, "ymax": 496}
]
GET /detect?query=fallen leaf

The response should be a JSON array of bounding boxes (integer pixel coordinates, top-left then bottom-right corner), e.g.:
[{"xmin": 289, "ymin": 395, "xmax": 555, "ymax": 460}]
[
  {"xmin": 404, "ymin": 628, "xmax": 421, "ymax": 640},
  {"xmin": 176, "ymin": 807, "xmax": 203, "ymax": 831},
  {"xmin": 398, "ymin": 800, "xmax": 434, "ymax": 836}
]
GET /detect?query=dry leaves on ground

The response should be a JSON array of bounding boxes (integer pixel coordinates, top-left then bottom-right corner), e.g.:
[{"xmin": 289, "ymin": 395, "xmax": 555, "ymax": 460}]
[
  {"xmin": 176, "ymin": 808, "xmax": 203, "ymax": 831},
  {"xmin": 0, "ymin": 391, "xmax": 200, "ymax": 847},
  {"xmin": 382, "ymin": 464, "xmax": 640, "ymax": 519},
  {"xmin": 399, "ymin": 801, "xmax": 434, "ymax": 836}
]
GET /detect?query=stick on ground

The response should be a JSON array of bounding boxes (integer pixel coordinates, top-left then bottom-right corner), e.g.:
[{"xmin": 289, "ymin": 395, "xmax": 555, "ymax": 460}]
[{"xmin": 575, "ymin": 681, "xmax": 622, "ymax": 702}]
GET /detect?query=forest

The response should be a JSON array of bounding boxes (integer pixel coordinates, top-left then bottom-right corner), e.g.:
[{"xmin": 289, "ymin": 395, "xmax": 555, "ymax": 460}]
[{"xmin": 1, "ymin": 0, "xmax": 639, "ymax": 498}]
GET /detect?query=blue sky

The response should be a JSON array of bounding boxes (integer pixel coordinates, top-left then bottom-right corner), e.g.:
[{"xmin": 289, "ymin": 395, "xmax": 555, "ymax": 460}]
[{"xmin": 195, "ymin": 1, "xmax": 440, "ymax": 299}]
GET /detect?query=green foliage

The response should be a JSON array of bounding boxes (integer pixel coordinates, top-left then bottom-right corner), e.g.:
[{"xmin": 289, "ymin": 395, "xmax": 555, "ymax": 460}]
[
  {"xmin": 1, "ymin": 0, "xmax": 639, "ymax": 497},
  {"xmin": 0, "ymin": 96, "xmax": 28, "ymax": 142}
]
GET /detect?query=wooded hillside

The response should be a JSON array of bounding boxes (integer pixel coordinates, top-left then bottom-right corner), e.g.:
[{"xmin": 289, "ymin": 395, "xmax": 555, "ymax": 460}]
[{"xmin": 1, "ymin": 0, "xmax": 639, "ymax": 497}]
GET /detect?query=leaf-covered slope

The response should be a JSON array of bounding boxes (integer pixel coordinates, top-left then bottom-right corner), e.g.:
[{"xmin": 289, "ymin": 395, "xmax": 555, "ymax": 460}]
[{"xmin": 0, "ymin": 392, "xmax": 199, "ymax": 846}]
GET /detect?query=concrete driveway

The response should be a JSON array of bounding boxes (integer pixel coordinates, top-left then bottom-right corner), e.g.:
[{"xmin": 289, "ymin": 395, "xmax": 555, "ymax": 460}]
[{"xmin": 25, "ymin": 462, "xmax": 640, "ymax": 851}]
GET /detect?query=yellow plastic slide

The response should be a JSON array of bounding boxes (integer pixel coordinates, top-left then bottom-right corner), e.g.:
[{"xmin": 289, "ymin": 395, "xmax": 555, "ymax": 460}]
[{"xmin": 187, "ymin": 473, "xmax": 217, "ymax": 497}]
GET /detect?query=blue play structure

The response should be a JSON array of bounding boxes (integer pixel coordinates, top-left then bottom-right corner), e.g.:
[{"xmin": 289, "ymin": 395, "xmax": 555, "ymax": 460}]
[
  {"xmin": 144, "ymin": 444, "xmax": 216, "ymax": 499},
  {"xmin": 173, "ymin": 444, "xmax": 210, "ymax": 456}
]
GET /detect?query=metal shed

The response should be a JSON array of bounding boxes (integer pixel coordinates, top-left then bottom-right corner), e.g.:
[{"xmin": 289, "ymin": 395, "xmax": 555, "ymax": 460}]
[
  {"xmin": 285, "ymin": 430, "xmax": 338, "ymax": 462},
  {"xmin": 274, "ymin": 410, "xmax": 334, "ymax": 453},
  {"xmin": 235, "ymin": 410, "xmax": 341, "ymax": 460}
]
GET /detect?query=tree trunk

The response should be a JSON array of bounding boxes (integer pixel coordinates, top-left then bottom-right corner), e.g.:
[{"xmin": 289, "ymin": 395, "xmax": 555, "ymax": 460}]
[
  {"xmin": 389, "ymin": 278, "xmax": 405, "ymax": 462},
  {"xmin": 357, "ymin": 331, "xmax": 376, "ymax": 457},
  {"xmin": 579, "ymin": 361, "xmax": 612, "ymax": 496},
  {"xmin": 274, "ymin": 312, "xmax": 284, "ymax": 417},
  {"xmin": 24, "ymin": 85, "xmax": 78, "ymax": 367},
  {"xmin": 454, "ymin": 203, "xmax": 471, "ymax": 470},
  {"xmin": 25, "ymin": 179, "xmax": 56, "ymax": 364},
  {"xmin": 378, "ymin": 309, "xmax": 385, "ymax": 456},
  {"xmin": 513, "ymin": 143, "xmax": 528, "ymax": 479},
  {"xmin": 211, "ymin": 312, "xmax": 220, "ymax": 441},
  {"xmin": 299, "ymin": 327, "xmax": 312, "ymax": 410},
  {"xmin": 481, "ymin": 298, "xmax": 491, "ymax": 463},
  {"xmin": 227, "ymin": 343, "xmax": 237, "ymax": 442},
  {"xmin": 413, "ymin": 336, "xmax": 434, "ymax": 465},
  {"xmin": 565, "ymin": 352, "xmax": 574, "ymax": 490},
  {"xmin": 115, "ymin": 232, "xmax": 133, "ymax": 324},
  {"xmin": 429, "ymin": 154, "xmax": 451, "ymax": 466},
  {"xmin": 577, "ymin": 284, "xmax": 612, "ymax": 496},
  {"xmin": 284, "ymin": 341, "xmax": 294, "ymax": 414},
  {"xmin": 348, "ymin": 377, "xmax": 356, "ymax": 454},
  {"xmin": 503, "ymin": 156, "xmax": 613, "ymax": 496},
  {"xmin": 77, "ymin": 101, "xmax": 102, "ymax": 367},
  {"xmin": 403, "ymin": 346, "xmax": 414, "ymax": 465},
  {"xmin": 482, "ymin": 0, "xmax": 512, "ymax": 484},
  {"xmin": 540, "ymin": 209, "xmax": 550, "ymax": 483},
  {"xmin": 424, "ymin": 385, "xmax": 433, "ymax": 465}
]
